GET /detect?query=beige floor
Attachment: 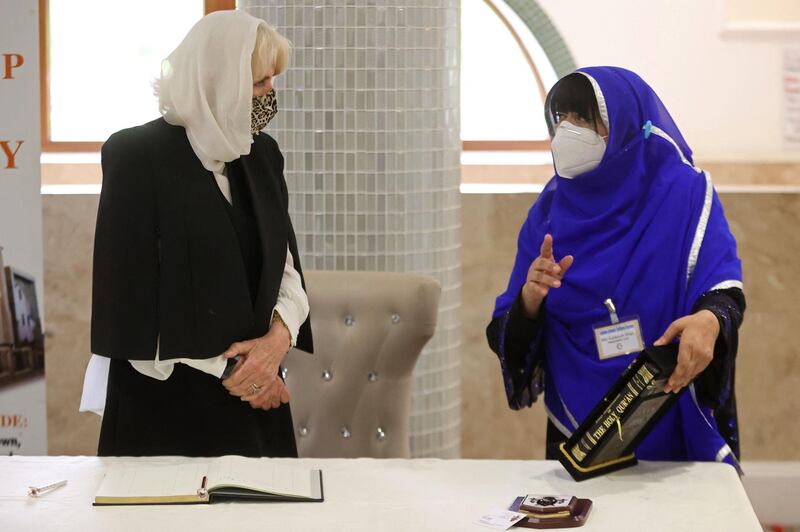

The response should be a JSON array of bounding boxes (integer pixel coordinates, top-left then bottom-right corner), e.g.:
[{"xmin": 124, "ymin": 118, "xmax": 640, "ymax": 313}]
[{"xmin": 42, "ymin": 169, "xmax": 800, "ymax": 459}]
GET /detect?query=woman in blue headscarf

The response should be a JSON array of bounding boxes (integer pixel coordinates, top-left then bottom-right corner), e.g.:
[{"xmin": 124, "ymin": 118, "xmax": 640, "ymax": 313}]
[{"xmin": 487, "ymin": 67, "xmax": 745, "ymax": 467}]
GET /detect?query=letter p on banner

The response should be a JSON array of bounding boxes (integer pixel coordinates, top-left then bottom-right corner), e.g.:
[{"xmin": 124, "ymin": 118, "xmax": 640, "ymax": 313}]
[{"xmin": 3, "ymin": 54, "xmax": 24, "ymax": 79}]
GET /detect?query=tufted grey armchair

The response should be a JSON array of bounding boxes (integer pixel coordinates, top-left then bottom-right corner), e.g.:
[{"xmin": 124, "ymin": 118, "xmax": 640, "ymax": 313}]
[{"xmin": 282, "ymin": 270, "xmax": 441, "ymax": 458}]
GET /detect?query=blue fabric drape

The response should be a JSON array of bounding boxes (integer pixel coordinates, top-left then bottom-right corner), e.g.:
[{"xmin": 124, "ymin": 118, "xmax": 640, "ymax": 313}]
[{"xmin": 493, "ymin": 67, "xmax": 742, "ymax": 464}]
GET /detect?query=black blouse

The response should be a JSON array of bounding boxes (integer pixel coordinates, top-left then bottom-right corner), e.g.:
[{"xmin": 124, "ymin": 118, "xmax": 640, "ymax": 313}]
[{"xmin": 91, "ymin": 118, "xmax": 313, "ymax": 360}]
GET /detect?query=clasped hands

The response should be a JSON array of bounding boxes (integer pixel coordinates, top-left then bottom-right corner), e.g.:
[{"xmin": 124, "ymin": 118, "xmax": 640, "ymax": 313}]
[
  {"xmin": 221, "ymin": 321, "xmax": 292, "ymax": 410},
  {"xmin": 521, "ymin": 234, "xmax": 720, "ymax": 394}
]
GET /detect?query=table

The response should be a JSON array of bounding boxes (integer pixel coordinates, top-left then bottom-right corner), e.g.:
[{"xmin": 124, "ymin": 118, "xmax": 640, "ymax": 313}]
[{"xmin": 0, "ymin": 456, "xmax": 761, "ymax": 531}]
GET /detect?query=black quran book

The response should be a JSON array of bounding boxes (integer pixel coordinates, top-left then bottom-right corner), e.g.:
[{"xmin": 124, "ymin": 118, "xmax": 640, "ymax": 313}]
[{"xmin": 557, "ymin": 344, "xmax": 681, "ymax": 481}]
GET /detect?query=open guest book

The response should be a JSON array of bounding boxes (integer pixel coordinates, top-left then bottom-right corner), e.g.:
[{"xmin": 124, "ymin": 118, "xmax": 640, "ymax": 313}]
[{"xmin": 93, "ymin": 456, "xmax": 324, "ymax": 506}]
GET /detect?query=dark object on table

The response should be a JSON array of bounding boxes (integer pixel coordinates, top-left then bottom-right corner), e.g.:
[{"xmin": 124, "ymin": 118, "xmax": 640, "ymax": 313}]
[
  {"xmin": 558, "ymin": 344, "xmax": 681, "ymax": 481},
  {"xmin": 510, "ymin": 496, "xmax": 592, "ymax": 529}
]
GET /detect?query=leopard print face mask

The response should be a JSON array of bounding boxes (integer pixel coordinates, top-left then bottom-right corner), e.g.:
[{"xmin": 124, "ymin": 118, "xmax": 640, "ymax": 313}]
[{"xmin": 251, "ymin": 89, "xmax": 277, "ymax": 135}]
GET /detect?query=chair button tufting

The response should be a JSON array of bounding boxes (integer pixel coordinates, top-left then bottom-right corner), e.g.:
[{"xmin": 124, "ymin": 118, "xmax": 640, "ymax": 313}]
[
  {"xmin": 344, "ymin": 314, "xmax": 354, "ymax": 326},
  {"xmin": 299, "ymin": 426, "xmax": 309, "ymax": 437},
  {"xmin": 391, "ymin": 313, "xmax": 400, "ymax": 324},
  {"xmin": 368, "ymin": 372, "xmax": 378, "ymax": 382},
  {"xmin": 376, "ymin": 427, "xmax": 386, "ymax": 441},
  {"xmin": 322, "ymin": 369, "xmax": 333, "ymax": 381},
  {"xmin": 341, "ymin": 427, "xmax": 351, "ymax": 439}
]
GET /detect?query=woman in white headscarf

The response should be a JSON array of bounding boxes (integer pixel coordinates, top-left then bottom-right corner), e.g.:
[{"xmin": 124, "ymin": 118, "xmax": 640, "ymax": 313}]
[{"xmin": 85, "ymin": 10, "xmax": 313, "ymax": 457}]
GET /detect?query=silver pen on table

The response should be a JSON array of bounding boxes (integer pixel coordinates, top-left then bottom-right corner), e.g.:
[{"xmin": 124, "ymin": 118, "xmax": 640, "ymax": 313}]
[{"xmin": 27, "ymin": 480, "xmax": 67, "ymax": 497}]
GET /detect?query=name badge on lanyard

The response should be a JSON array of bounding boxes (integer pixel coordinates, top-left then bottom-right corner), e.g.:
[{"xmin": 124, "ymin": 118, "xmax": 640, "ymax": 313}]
[{"xmin": 593, "ymin": 299, "xmax": 644, "ymax": 360}]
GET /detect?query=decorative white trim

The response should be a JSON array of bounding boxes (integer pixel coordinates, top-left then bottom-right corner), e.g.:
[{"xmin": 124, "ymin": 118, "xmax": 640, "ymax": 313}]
[
  {"xmin": 687, "ymin": 384, "xmax": 743, "ymax": 472},
  {"xmin": 688, "ymin": 384, "xmax": 743, "ymax": 471},
  {"xmin": 686, "ymin": 171, "xmax": 714, "ymax": 287},
  {"xmin": 648, "ymin": 125, "xmax": 702, "ymax": 173},
  {"xmin": 544, "ymin": 404, "xmax": 574, "ymax": 438},
  {"xmin": 709, "ymin": 280, "xmax": 744, "ymax": 291},
  {"xmin": 577, "ymin": 72, "xmax": 609, "ymax": 131},
  {"xmin": 559, "ymin": 394, "xmax": 580, "ymax": 430},
  {"xmin": 716, "ymin": 444, "xmax": 733, "ymax": 463},
  {"xmin": 688, "ymin": 384, "xmax": 716, "ymax": 431},
  {"xmin": 717, "ymin": 441, "xmax": 742, "ymax": 473}
]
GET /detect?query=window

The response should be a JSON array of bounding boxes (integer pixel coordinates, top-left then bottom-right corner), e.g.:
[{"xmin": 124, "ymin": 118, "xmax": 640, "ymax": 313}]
[
  {"xmin": 40, "ymin": 0, "xmax": 569, "ymax": 188},
  {"xmin": 460, "ymin": 0, "xmax": 559, "ymax": 151},
  {"xmin": 40, "ymin": 0, "xmax": 233, "ymax": 152}
]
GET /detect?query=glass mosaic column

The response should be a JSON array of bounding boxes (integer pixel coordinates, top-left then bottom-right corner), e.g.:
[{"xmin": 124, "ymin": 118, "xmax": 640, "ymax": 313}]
[{"xmin": 241, "ymin": 1, "xmax": 462, "ymax": 458}]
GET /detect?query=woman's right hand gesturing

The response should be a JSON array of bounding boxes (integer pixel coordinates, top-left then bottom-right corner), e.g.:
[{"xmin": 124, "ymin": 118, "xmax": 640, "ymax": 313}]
[{"xmin": 521, "ymin": 234, "xmax": 574, "ymax": 319}]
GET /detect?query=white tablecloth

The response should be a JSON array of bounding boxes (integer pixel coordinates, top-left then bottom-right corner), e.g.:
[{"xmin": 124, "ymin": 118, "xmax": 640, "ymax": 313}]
[{"xmin": 0, "ymin": 456, "xmax": 761, "ymax": 531}]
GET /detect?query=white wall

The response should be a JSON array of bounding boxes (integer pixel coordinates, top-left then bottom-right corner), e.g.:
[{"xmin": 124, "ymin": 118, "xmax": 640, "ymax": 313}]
[{"xmin": 539, "ymin": 0, "xmax": 797, "ymax": 162}]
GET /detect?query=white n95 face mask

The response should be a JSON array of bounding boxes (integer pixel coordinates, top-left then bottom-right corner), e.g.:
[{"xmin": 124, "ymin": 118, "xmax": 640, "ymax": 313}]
[{"xmin": 550, "ymin": 121, "xmax": 607, "ymax": 178}]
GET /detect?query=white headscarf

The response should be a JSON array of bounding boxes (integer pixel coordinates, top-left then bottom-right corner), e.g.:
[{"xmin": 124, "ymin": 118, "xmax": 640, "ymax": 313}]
[{"xmin": 158, "ymin": 10, "xmax": 266, "ymax": 173}]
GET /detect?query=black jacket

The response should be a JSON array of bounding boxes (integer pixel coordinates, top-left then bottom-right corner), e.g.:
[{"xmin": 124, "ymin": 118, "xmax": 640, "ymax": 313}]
[{"xmin": 91, "ymin": 117, "xmax": 312, "ymax": 360}]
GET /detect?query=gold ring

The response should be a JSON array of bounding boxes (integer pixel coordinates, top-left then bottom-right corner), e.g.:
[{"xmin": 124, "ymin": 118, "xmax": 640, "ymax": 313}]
[{"xmin": 250, "ymin": 383, "xmax": 261, "ymax": 394}]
